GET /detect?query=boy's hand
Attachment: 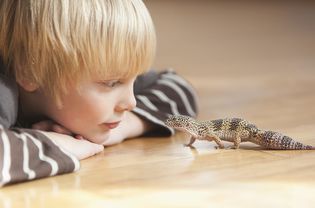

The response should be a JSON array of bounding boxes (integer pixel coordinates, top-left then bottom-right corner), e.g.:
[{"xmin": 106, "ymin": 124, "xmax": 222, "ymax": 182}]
[
  {"xmin": 40, "ymin": 131, "xmax": 104, "ymax": 160},
  {"xmin": 32, "ymin": 120, "xmax": 85, "ymax": 140},
  {"xmin": 32, "ymin": 111, "xmax": 154, "ymax": 147}
]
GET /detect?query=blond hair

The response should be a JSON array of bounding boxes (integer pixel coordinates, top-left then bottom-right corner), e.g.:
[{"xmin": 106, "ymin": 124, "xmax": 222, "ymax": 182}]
[{"xmin": 0, "ymin": 0, "xmax": 156, "ymax": 103}]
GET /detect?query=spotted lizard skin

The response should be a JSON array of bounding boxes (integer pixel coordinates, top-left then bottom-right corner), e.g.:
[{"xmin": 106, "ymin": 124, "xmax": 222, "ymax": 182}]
[{"xmin": 165, "ymin": 115, "xmax": 314, "ymax": 150}]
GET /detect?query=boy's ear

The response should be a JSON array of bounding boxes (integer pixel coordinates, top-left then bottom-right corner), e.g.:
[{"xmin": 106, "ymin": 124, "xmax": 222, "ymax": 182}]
[{"xmin": 16, "ymin": 78, "xmax": 39, "ymax": 92}]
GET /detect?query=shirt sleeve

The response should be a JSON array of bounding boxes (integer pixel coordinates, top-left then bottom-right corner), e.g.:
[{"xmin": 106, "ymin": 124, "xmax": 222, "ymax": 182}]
[
  {"xmin": 132, "ymin": 69, "xmax": 199, "ymax": 136},
  {"xmin": 0, "ymin": 61, "xmax": 80, "ymax": 187},
  {"xmin": 0, "ymin": 125, "xmax": 80, "ymax": 187}
]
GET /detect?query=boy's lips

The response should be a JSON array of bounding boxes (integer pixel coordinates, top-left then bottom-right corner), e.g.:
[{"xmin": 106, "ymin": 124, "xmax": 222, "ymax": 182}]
[{"xmin": 102, "ymin": 121, "xmax": 121, "ymax": 129}]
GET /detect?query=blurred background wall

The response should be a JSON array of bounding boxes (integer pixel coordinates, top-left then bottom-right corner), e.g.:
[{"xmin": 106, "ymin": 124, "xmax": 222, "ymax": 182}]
[
  {"xmin": 146, "ymin": 0, "xmax": 314, "ymax": 76},
  {"xmin": 145, "ymin": 0, "xmax": 315, "ymax": 125}
]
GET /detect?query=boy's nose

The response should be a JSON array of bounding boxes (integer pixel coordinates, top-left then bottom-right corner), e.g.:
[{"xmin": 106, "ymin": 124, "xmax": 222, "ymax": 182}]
[
  {"xmin": 125, "ymin": 94, "xmax": 137, "ymax": 111},
  {"xmin": 115, "ymin": 91, "xmax": 137, "ymax": 112}
]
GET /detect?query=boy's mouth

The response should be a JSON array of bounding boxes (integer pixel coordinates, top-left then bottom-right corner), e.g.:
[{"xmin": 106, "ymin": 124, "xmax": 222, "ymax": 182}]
[{"xmin": 102, "ymin": 121, "xmax": 121, "ymax": 129}]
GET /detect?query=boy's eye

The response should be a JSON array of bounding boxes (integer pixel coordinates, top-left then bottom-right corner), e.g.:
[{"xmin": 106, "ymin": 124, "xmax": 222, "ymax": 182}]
[{"xmin": 102, "ymin": 80, "xmax": 121, "ymax": 88}]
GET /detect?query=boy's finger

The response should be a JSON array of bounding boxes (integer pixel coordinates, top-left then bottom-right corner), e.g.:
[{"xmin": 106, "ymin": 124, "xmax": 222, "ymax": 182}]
[
  {"xmin": 75, "ymin": 135, "xmax": 85, "ymax": 140},
  {"xmin": 52, "ymin": 124, "xmax": 73, "ymax": 135},
  {"xmin": 32, "ymin": 120, "xmax": 54, "ymax": 131}
]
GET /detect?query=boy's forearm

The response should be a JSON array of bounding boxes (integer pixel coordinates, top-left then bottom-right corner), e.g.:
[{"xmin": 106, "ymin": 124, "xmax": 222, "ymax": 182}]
[
  {"xmin": 40, "ymin": 131, "xmax": 104, "ymax": 159},
  {"xmin": 0, "ymin": 127, "xmax": 81, "ymax": 186}
]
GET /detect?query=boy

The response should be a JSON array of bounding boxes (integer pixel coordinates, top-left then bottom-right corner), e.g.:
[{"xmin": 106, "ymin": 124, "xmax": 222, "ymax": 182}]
[{"xmin": 0, "ymin": 0, "xmax": 198, "ymax": 186}]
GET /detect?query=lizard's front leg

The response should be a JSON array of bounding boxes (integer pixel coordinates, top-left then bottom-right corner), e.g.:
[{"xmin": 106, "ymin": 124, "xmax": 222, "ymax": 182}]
[
  {"xmin": 227, "ymin": 135, "xmax": 241, "ymax": 149},
  {"xmin": 206, "ymin": 134, "xmax": 225, "ymax": 149},
  {"xmin": 184, "ymin": 136, "xmax": 196, "ymax": 147}
]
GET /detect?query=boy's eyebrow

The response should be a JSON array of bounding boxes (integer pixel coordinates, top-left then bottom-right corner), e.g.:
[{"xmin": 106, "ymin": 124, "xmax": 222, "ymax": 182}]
[{"xmin": 96, "ymin": 74, "xmax": 138, "ymax": 81}]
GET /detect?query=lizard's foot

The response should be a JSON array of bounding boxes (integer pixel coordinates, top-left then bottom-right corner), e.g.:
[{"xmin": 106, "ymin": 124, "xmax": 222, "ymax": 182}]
[
  {"xmin": 215, "ymin": 145, "xmax": 225, "ymax": 149},
  {"xmin": 183, "ymin": 144, "xmax": 194, "ymax": 148},
  {"xmin": 226, "ymin": 145, "xmax": 239, "ymax": 149}
]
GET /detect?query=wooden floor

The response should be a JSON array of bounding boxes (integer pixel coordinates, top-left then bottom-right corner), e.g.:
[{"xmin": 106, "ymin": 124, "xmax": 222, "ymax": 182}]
[{"xmin": 1, "ymin": 1, "xmax": 315, "ymax": 207}]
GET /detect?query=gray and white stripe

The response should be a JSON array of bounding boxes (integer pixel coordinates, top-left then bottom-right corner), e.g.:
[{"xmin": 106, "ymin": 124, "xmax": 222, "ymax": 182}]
[
  {"xmin": 44, "ymin": 131, "xmax": 80, "ymax": 172},
  {"xmin": 23, "ymin": 132, "xmax": 59, "ymax": 176},
  {"xmin": 136, "ymin": 95, "xmax": 158, "ymax": 112},
  {"xmin": 0, "ymin": 125, "xmax": 11, "ymax": 186},
  {"xmin": 157, "ymin": 79, "xmax": 196, "ymax": 117},
  {"xmin": 0, "ymin": 127, "xmax": 80, "ymax": 186},
  {"xmin": 161, "ymin": 71, "xmax": 198, "ymax": 104},
  {"xmin": 15, "ymin": 132, "xmax": 36, "ymax": 180},
  {"xmin": 150, "ymin": 89, "xmax": 180, "ymax": 115}
]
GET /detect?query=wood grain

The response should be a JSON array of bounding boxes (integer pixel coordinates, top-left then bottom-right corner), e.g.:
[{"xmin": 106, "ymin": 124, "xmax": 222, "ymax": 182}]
[{"xmin": 1, "ymin": 1, "xmax": 315, "ymax": 207}]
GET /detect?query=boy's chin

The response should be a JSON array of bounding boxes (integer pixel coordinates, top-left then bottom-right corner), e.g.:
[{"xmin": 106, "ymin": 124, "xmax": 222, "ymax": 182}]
[{"xmin": 86, "ymin": 131, "xmax": 111, "ymax": 144}]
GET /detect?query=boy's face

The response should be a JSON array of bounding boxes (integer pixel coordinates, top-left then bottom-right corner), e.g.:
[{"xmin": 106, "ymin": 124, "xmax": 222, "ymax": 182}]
[{"xmin": 43, "ymin": 75, "xmax": 137, "ymax": 144}]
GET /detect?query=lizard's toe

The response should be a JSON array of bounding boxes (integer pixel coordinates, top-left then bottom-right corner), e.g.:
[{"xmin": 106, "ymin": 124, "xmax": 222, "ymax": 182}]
[
  {"xmin": 226, "ymin": 145, "xmax": 236, "ymax": 149},
  {"xmin": 215, "ymin": 145, "xmax": 225, "ymax": 149}
]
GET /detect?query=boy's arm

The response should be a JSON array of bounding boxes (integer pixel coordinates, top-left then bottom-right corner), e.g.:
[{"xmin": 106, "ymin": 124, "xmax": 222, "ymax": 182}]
[
  {"xmin": 130, "ymin": 69, "xmax": 199, "ymax": 137},
  {"xmin": 0, "ymin": 62, "xmax": 103, "ymax": 186},
  {"xmin": 0, "ymin": 125, "xmax": 103, "ymax": 187}
]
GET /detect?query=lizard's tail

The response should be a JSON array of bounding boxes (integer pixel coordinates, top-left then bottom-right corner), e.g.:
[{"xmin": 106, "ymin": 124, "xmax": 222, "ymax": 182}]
[{"xmin": 257, "ymin": 130, "xmax": 315, "ymax": 150}]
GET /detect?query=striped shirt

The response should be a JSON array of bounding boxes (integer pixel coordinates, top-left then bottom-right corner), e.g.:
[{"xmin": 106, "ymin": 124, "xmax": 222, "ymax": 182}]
[{"xmin": 0, "ymin": 69, "xmax": 198, "ymax": 186}]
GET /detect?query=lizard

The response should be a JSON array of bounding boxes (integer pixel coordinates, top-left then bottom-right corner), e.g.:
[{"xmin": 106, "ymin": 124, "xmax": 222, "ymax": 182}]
[{"xmin": 165, "ymin": 115, "xmax": 315, "ymax": 150}]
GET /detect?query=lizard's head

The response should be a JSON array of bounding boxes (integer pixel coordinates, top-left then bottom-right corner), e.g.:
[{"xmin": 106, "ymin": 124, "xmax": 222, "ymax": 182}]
[
  {"xmin": 165, "ymin": 115, "xmax": 206, "ymax": 137},
  {"xmin": 165, "ymin": 115, "xmax": 195, "ymax": 130}
]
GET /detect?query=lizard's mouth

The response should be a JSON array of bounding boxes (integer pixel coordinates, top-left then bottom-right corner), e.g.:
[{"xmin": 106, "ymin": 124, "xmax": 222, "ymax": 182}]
[{"xmin": 164, "ymin": 120, "xmax": 172, "ymax": 127}]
